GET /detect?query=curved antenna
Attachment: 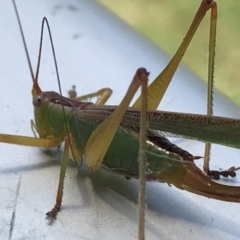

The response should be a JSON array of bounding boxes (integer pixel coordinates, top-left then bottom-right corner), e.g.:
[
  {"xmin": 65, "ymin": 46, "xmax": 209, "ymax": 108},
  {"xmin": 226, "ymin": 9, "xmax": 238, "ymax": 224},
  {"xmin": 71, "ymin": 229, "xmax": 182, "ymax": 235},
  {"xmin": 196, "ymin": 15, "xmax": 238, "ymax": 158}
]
[
  {"xmin": 39, "ymin": 17, "xmax": 77, "ymax": 162},
  {"xmin": 39, "ymin": 18, "xmax": 64, "ymax": 98},
  {"xmin": 12, "ymin": 0, "xmax": 77, "ymax": 162},
  {"xmin": 12, "ymin": 0, "xmax": 64, "ymax": 114}
]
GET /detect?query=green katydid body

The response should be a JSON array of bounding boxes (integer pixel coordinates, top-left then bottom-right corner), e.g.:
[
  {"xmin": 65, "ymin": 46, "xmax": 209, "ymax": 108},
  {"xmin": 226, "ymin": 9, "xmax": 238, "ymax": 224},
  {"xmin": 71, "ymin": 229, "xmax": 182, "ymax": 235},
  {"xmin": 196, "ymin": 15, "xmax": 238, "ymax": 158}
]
[
  {"xmin": 7, "ymin": 0, "xmax": 239, "ymax": 224},
  {"xmin": 35, "ymin": 90, "xmax": 240, "ymax": 203},
  {"xmin": 81, "ymin": 107, "xmax": 240, "ymax": 149},
  {"xmin": 35, "ymin": 91, "xmax": 184, "ymax": 179}
]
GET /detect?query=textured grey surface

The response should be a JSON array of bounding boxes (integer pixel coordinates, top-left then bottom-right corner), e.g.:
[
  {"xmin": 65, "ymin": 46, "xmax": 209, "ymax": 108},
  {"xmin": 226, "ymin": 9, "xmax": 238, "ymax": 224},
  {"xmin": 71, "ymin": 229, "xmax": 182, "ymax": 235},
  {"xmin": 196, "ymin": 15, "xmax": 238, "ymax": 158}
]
[{"xmin": 0, "ymin": 0, "xmax": 239, "ymax": 239}]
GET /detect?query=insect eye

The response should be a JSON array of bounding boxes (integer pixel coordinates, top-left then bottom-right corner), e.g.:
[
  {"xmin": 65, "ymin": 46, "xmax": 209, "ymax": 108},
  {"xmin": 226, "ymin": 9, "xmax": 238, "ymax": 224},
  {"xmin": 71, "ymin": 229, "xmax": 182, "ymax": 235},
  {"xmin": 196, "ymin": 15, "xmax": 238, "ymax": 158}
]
[{"xmin": 32, "ymin": 94, "xmax": 44, "ymax": 107}]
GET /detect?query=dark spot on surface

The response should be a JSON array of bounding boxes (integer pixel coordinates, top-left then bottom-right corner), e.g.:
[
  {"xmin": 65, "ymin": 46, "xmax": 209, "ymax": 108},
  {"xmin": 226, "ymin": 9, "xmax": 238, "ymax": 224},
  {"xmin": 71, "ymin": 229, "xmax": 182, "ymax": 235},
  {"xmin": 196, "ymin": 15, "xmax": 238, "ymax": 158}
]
[
  {"xmin": 52, "ymin": 4, "xmax": 78, "ymax": 15},
  {"xmin": 68, "ymin": 5, "xmax": 78, "ymax": 12},
  {"xmin": 72, "ymin": 33, "xmax": 81, "ymax": 39},
  {"xmin": 52, "ymin": 4, "xmax": 63, "ymax": 15}
]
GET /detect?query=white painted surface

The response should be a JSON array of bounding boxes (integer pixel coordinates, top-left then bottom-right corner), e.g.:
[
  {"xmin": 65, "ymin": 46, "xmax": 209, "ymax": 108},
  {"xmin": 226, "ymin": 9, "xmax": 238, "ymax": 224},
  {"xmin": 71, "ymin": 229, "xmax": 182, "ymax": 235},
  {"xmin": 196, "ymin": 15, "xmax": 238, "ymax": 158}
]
[{"xmin": 0, "ymin": 0, "xmax": 239, "ymax": 239}]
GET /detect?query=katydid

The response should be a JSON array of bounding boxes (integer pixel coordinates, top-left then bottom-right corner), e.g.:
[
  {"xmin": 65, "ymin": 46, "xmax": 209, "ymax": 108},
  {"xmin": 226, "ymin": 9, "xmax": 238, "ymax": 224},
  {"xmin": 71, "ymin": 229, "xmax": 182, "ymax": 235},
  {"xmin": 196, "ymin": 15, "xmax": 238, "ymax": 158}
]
[{"xmin": 1, "ymin": 1, "xmax": 240, "ymax": 238}]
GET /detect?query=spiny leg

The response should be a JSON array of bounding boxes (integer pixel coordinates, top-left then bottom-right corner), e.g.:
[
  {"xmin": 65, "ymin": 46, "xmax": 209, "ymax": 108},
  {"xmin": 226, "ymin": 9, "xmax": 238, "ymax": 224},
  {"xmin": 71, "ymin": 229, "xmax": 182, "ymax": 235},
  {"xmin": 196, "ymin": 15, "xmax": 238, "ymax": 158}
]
[
  {"xmin": 203, "ymin": 0, "xmax": 216, "ymax": 177},
  {"xmin": 68, "ymin": 85, "xmax": 113, "ymax": 105},
  {"xmin": 130, "ymin": 0, "xmax": 237, "ymax": 179},
  {"xmin": 138, "ymin": 68, "xmax": 148, "ymax": 240},
  {"xmin": 133, "ymin": 0, "xmax": 215, "ymax": 110},
  {"xmin": 71, "ymin": 69, "xmax": 149, "ymax": 238},
  {"xmin": 46, "ymin": 135, "xmax": 70, "ymax": 221},
  {"xmin": 201, "ymin": 1, "xmax": 238, "ymax": 179}
]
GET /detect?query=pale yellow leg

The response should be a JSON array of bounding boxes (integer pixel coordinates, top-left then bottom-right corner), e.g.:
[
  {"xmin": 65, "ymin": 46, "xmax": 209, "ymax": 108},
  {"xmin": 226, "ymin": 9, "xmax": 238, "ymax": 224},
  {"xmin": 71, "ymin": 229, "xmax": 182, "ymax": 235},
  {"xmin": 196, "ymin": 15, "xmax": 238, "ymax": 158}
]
[
  {"xmin": 84, "ymin": 68, "xmax": 149, "ymax": 170},
  {"xmin": 68, "ymin": 85, "xmax": 113, "ymax": 105},
  {"xmin": 30, "ymin": 119, "xmax": 38, "ymax": 138},
  {"xmin": 203, "ymin": 2, "xmax": 217, "ymax": 175},
  {"xmin": 133, "ymin": 0, "xmax": 215, "ymax": 110},
  {"xmin": 0, "ymin": 134, "xmax": 62, "ymax": 148},
  {"xmin": 130, "ymin": 1, "xmax": 219, "ymax": 177}
]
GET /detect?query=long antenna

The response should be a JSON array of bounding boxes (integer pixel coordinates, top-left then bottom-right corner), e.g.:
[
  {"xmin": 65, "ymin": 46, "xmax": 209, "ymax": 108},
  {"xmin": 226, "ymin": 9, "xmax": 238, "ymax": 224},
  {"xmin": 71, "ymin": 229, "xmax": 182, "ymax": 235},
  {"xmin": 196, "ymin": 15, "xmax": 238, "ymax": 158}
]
[
  {"xmin": 12, "ymin": 0, "xmax": 76, "ymax": 161},
  {"xmin": 12, "ymin": 0, "xmax": 35, "ymax": 82}
]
